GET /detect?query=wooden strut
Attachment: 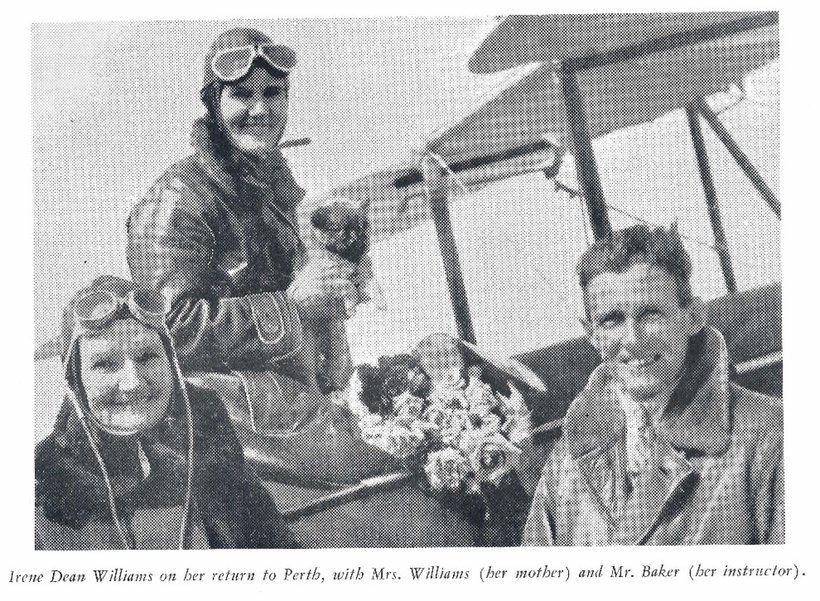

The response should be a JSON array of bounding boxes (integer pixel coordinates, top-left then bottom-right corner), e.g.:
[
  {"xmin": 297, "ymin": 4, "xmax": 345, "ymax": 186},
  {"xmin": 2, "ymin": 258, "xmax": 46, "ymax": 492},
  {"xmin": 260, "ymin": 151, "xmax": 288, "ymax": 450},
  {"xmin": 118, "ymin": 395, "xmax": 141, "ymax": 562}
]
[
  {"xmin": 686, "ymin": 103, "xmax": 739, "ymax": 293},
  {"xmin": 553, "ymin": 13, "xmax": 776, "ymax": 239},
  {"xmin": 424, "ymin": 166, "xmax": 478, "ymax": 344},
  {"xmin": 695, "ymin": 98, "xmax": 781, "ymax": 219},
  {"xmin": 560, "ymin": 65, "xmax": 612, "ymax": 240}
]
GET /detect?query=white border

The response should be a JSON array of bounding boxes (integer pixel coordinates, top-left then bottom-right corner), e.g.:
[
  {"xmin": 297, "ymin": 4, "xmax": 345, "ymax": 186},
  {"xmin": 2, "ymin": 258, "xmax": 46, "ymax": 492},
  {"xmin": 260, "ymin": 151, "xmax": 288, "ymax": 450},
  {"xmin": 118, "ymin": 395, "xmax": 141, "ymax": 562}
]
[{"xmin": 7, "ymin": 1, "xmax": 818, "ymax": 600}]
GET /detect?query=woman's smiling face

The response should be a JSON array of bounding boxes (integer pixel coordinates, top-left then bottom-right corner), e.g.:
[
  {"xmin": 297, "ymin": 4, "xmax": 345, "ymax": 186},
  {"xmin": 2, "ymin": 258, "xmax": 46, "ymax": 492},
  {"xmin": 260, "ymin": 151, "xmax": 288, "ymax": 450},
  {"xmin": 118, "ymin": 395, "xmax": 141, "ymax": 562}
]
[
  {"xmin": 79, "ymin": 318, "xmax": 173, "ymax": 436},
  {"xmin": 219, "ymin": 66, "xmax": 288, "ymax": 157}
]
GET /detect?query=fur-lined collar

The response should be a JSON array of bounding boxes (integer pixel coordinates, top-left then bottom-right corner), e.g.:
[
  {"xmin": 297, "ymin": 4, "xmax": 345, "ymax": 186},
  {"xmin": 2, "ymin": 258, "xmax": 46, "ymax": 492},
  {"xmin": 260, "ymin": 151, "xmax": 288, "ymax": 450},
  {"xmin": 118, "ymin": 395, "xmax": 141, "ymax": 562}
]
[
  {"xmin": 34, "ymin": 408, "xmax": 189, "ymax": 528},
  {"xmin": 564, "ymin": 326, "xmax": 731, "ymax": 461}
]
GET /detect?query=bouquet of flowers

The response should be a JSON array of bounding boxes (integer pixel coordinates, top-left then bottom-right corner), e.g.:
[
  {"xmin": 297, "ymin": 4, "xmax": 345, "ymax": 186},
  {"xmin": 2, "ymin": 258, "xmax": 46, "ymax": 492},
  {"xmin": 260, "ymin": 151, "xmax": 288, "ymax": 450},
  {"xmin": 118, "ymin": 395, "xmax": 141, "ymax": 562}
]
[{"xmin": 350, "ymin": 334, "xmax": 532, "ymax": 495}]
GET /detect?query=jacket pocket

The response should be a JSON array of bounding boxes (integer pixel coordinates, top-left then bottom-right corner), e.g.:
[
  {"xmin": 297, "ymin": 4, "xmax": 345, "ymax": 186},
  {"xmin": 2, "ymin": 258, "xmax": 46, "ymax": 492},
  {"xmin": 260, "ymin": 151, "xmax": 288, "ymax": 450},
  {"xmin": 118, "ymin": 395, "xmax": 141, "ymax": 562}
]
[{"xmin": 247, "ymin": 292, "xmax": 303, "ymax": 360}]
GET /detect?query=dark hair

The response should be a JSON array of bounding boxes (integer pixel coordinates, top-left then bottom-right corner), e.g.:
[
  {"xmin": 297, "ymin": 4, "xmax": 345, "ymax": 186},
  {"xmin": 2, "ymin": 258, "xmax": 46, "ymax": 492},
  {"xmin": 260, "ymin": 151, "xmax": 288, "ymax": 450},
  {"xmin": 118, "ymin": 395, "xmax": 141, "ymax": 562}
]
[
  {"xmin": 199, "ymin": 84, "xmax": 233, "ymax": 162},
  {"xmin": 577, "ymin": 224, "xmax": 693, "ymax": 308}
]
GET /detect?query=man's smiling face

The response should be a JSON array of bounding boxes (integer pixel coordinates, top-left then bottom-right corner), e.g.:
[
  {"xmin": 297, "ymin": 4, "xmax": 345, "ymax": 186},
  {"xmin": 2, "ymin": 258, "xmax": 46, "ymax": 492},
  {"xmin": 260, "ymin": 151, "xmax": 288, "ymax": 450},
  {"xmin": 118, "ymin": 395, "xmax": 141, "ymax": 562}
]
[{"xmin": 584, "ymin": 263, "xmax": 703, "ymax": 400}]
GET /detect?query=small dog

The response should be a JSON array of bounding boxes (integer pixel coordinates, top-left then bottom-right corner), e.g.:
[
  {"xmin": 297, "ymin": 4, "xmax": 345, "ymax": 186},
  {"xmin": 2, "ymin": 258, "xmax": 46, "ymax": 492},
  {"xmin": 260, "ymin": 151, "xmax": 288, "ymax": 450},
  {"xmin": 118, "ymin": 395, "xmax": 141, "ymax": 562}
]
[
  {"xmin": 294, "ymin": 197, "xmax": 384, "ymax": 394},
  {"xmin": 309, "ymin": 197, "xmax": 384, "ymax": 315},
  {"xmin": 311, "ymin": 198, "xmax": 370, "ymax": 263}
]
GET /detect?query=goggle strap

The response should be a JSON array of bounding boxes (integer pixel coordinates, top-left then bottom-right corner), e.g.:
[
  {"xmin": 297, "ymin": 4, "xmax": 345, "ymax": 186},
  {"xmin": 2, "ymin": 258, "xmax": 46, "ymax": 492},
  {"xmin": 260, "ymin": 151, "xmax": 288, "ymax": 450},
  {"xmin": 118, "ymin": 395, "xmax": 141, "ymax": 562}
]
[
  {"xmin": 65, "ymin": 387, "xmax": 133, "ymax": 549},
  {"xmin": 167, "ymin": 345, "xmax": 194, "ymax": 549}
]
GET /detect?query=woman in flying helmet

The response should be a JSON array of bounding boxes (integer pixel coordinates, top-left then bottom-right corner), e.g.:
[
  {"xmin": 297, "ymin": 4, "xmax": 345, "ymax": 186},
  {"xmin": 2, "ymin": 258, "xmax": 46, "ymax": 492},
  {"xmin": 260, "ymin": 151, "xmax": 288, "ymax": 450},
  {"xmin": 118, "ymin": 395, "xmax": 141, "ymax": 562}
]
[
  {"xmin": 125, "ymin": 27, "xmax": 394, "ymax": 486},
  {"xmin": 35, "ymin": 276, "xmax": 296, "ymax": 549}
]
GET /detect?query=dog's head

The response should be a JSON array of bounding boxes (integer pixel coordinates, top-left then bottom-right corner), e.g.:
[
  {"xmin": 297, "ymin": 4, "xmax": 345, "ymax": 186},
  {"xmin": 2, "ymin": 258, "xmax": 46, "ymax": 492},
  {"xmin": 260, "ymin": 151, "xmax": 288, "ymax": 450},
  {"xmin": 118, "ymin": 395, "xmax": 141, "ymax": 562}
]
[{"xmin": 310, "ymin": 198, "xmax": 370, "ymax": 262}]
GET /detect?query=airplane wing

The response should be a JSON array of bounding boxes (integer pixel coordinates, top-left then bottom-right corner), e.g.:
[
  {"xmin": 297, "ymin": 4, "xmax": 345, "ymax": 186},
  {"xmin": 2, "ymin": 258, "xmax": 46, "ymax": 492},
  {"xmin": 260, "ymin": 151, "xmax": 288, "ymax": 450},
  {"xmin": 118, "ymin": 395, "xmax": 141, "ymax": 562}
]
[
  {"xmin": 454, "ymin": 22, "xmax": 778, "ymax": 152},
  {"xmin": 468, "ymin": 12, "xmax": 776, "ymax": 74},
  {"xmin": 318, "ymin": 15, "xmax": 777, "ymax": 243},
  {"xmin": 322, "ymin": 118, "xmax": 561, "ymax": 243}
]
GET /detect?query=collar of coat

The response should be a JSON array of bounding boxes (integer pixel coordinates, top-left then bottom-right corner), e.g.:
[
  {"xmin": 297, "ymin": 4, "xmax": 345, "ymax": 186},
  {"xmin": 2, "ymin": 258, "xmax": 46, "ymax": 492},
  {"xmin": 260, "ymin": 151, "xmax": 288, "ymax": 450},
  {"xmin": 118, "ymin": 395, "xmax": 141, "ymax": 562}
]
[
  {"xmin": 34, "ymin": 405, "xmax": 191, "ymax": 529},
  {"xmin": 563, "ymin": 326, "xmax": 732, "ymax": 462},
  {"xmin": 35, "ymin": 384, "xmax": 245, "ymax": 530}
]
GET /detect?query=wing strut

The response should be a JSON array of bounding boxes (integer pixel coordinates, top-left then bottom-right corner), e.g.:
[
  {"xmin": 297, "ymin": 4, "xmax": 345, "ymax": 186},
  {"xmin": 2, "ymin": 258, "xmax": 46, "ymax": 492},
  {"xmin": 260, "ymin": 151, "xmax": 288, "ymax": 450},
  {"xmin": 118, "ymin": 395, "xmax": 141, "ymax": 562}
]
[
  {"xmin": 422, "ymin": 156, "xmax": 477, "ymax": 344},
  {"xmin": 695, "ymin": 98, "xmax": 781, "ymax": 219},
  {"xmin": 686, "ymin": 102, "xmax": 739, "ymax": 293},
  {"xmin": 559, "ymin": 65, "xmax": 612, "ymax": 240},
  {"xmin": 549, "ymin": 12, "xmax": 778, "ymax": 241}
]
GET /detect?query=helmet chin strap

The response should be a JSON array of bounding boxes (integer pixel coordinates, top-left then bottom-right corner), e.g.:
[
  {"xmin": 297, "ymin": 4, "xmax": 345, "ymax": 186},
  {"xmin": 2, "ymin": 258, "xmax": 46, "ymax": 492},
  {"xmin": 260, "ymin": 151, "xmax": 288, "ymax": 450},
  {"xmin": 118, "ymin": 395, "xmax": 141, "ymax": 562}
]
[
  {"xmin": 166, "ymin": 342, "xmax": 194, "ymax": 550},
  {"xmin": 65, "ymin": 386, "xmax": 134, "ymax": 550},
  {"xmin": 65, "ymin": 334, "xmax": 194, "ymax": 550}
]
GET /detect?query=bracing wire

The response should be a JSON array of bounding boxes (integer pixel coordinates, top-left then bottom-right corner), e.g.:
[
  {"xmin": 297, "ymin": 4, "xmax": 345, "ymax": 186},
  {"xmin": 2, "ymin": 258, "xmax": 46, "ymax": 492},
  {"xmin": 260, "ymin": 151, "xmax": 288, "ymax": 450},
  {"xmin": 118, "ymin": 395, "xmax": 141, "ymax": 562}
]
[
  {"xmin": 426, "ymin": 149, "xmax": 734, "ymax": 264},
  {"xmin": 577, "ymin": 194, "xmax": 592, "ymax": 247},
  {"xmin": 552, "ymin": 178, "xmax": 730, "ymax": 255}
]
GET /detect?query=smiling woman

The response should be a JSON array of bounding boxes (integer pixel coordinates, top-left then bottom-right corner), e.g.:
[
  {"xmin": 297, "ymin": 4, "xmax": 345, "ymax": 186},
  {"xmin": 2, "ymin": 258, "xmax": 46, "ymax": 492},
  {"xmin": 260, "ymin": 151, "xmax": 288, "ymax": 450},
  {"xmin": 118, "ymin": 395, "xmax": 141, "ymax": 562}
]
[
  {"xmin": 35, "ymin": 276, "xmax": 296, "ymax": 549},
  {"xmin": 30, "ymin": 16, "xmax": 784, "ymax": 552},
  {"xmin": 219, "ymin": 70, "xmax": 289, "ymax": 155},
  {"xmin": 80, "ymin": 320, "xmax": 174, "ymax": 436},
  {"xmin": 126, "ymin": 26, "xmax": 397, "ymax": 490}
]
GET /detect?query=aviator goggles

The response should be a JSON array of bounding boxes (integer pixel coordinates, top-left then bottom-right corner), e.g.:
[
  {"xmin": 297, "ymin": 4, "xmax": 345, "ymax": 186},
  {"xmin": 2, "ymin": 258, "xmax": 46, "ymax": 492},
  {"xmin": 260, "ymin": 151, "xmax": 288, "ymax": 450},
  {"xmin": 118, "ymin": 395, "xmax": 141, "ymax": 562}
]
[
  {"xmin": 211, "ymin": 43, "xmax": 296, "ymax": 83},
  {"xmin": 74, "ymin": 288, "xmax": 166, "ymax": 331}
]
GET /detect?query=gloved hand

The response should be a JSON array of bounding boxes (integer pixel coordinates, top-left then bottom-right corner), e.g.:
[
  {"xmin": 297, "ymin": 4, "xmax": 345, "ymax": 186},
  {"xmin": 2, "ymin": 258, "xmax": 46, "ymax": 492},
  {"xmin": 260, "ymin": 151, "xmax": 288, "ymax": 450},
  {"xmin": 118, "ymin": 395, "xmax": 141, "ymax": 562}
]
[{"xmin": 287, "ymin": 249, "xmax": 357, "ymax": 323}]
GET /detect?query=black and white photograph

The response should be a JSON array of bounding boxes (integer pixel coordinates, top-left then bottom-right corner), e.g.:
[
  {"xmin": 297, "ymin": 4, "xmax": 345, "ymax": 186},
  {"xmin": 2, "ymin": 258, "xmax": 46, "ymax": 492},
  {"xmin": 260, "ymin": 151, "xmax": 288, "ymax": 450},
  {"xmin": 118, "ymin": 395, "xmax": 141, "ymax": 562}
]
[
  {"xmin": 26, "ymin": 12, "xmax": 787, "ymax": 553},
  {"xmin": 9, "ymin": 1, "xmax": 819, "ymax": 595}
]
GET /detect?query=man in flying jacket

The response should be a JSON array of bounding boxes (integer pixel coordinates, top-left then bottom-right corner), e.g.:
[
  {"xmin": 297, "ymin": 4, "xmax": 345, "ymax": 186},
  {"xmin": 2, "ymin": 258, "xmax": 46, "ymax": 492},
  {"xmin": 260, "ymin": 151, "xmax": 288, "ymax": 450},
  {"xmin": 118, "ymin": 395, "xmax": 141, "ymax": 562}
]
[{"xmin": 523, "ymin": 224, "xmax": 784, "ymax": 545}]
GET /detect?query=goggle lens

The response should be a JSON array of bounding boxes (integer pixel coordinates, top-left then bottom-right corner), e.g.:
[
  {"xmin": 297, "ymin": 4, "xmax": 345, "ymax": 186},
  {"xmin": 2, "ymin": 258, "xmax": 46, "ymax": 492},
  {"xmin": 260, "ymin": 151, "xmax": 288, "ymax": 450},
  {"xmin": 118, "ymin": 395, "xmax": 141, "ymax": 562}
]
[
  {"xmin": 75, "ymin": 291, "xmax": 120, "ymax": 325},
  {"xmin": 211, "ymin": 47, "xmax": 255, "ymax": 82},
  {"xmin": 258, "ymin": 44, "xmax": 296, "ymax": 72},
  {"xmin": 211, "ymin": 44, "xmax": 296, "ymax": 82},
  {"xmin": 131, "ymin": 287, "xmax": 165, "ymax": 317},
  {"xmin": 74, "ymin": 288, "xmax": 166, "ymax": 330}
]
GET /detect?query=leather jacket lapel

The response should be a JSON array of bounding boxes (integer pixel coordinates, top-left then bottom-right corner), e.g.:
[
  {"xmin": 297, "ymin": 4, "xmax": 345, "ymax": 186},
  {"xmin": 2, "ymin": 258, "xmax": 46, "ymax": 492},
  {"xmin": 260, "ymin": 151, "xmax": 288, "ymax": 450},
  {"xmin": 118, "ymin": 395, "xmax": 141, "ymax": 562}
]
[
  {"xmin": 561, "ymin": 327, "xmax": 732, "ymax": 544},
  {"xmin": 627, "ymin": 444, "xmax": 696, "ymax": 544},
  {"xmin": 658, "ymin": 328, "xmax": 731, "ymax": 456}
]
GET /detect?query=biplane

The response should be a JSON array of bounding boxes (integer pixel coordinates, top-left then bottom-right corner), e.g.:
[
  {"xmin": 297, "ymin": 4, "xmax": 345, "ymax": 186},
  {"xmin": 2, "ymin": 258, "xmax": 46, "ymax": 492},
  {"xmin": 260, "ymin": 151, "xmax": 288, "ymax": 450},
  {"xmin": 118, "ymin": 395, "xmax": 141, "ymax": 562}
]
[
  {"xmin": 262, "ymin": 12, "xmax": 781, "ymax": 546},
  {"xmin": 35, "ymin": 12, "xmax": 781, "ymax": 547}
]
